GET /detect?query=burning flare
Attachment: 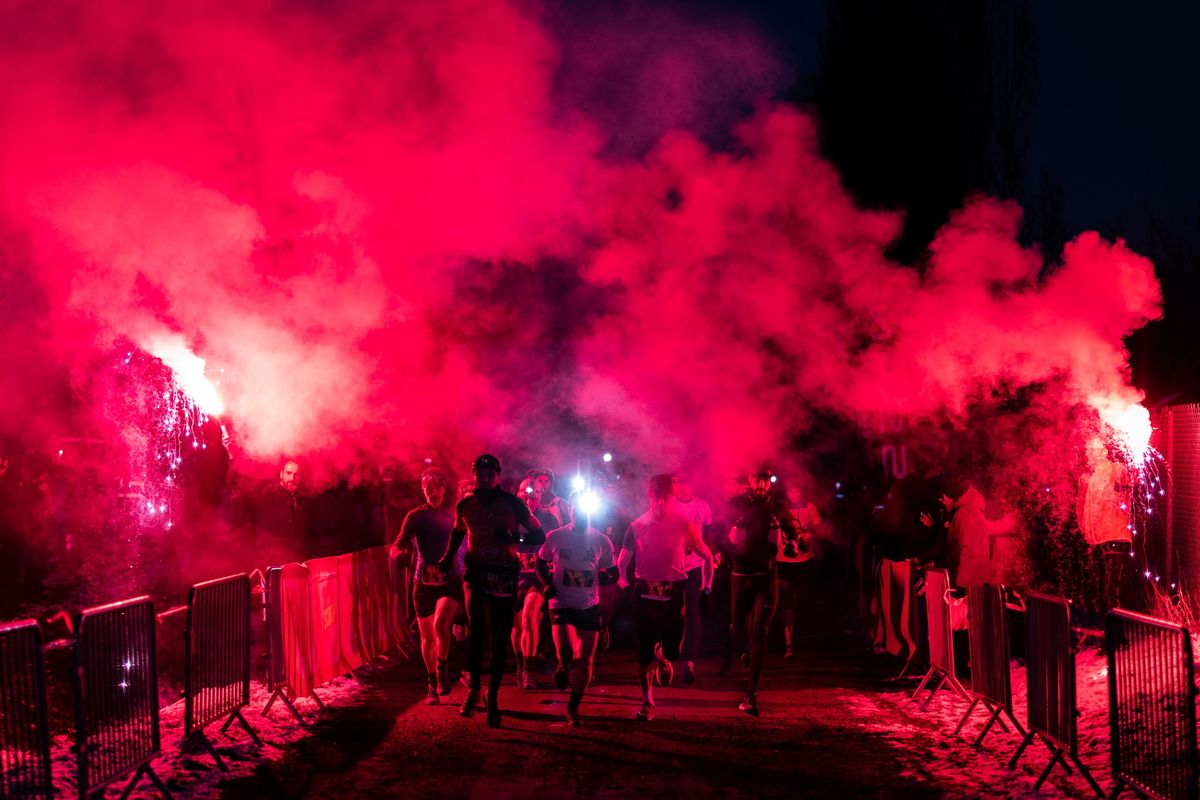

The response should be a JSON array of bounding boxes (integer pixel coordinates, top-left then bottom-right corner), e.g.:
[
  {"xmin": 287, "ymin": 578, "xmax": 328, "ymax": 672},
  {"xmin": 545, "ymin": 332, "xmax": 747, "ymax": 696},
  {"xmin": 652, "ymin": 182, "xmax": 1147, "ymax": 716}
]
[{"xmin": 145, "ymin": 334, "xmax": 225, "ymax": 417}]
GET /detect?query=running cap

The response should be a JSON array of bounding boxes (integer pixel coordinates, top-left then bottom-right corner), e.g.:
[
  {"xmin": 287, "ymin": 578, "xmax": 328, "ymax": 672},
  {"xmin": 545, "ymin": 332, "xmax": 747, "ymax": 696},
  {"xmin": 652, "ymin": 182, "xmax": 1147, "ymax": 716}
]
[
  {"xmin": 420, "ymin": 467, "xmax": 447, "ymax": 484},
  {"xmin": 472, "ymin": 453, "xmax": 501, "ymax": 473}
]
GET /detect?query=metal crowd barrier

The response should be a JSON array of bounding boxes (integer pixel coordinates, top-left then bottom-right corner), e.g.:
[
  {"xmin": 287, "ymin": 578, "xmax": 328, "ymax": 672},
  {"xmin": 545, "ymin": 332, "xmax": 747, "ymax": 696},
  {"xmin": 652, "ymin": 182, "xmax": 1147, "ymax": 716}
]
[
  {"xmin": 912, "ymin": 568, "xmax": 968, "ymax": 707},
  {"xmin": 954, "ymin": 583, "xmax": 1026, "ymax": 745},
  {"xmin": 1106, "ymin": 609, "xmax": 1198, "ymax": 800},
  {"xmin": 1008, "ymin": 590, "xmax": 1102, "ymax": 796},
  {"xmin": 262, "ymin": 567, "xmax": 314, "ymax": 723},
  {"xmin": 876, "ymin": 558, "xmax": 922, "ymax": 680},
  {"xmin": 0, "ymin": 619, "xmax": 53, "ymax": 799},
  {"xmin": 73, "ymin": 596, "xmax": 171, "ymax": 799},
  {"xmin": 181, "ymin": 574, "xmax": 261, "ymax": 770}
]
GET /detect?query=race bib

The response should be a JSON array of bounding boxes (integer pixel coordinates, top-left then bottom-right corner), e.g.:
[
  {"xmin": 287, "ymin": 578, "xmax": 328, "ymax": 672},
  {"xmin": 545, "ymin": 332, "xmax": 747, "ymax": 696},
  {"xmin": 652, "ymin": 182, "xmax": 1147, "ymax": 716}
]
[
  {"xmin": 640, "ymin": 580, "xmax": 672, "ymax": 601},
  {"xmin": 563, "ymin": 568, "xmax": 595, "ymax": 588},
  {"xmin": 420, "ymin": 564, "xmax": 448, "ymax": 586},
  {"xmin": 482, "ymin": 570, "xmax": 517, "ymax": 598}
]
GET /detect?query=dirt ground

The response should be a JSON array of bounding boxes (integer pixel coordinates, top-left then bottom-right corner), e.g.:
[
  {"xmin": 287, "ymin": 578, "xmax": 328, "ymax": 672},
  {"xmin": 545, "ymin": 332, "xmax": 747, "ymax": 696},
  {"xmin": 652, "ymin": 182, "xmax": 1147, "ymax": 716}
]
[{"xmin": 217, "ymin": 632, "xmax": 948, "ymax": 800}]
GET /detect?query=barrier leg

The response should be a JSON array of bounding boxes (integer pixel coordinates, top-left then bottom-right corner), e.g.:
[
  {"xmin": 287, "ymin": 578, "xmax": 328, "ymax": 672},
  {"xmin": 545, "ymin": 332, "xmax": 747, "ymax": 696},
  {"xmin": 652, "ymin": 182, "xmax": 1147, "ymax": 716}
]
[
  {"xmin": 117, "ymin": 763, "xmax": 173, "ymax": 800},
  {"xmin": 221, "ymin": 708, "xmax": 263, "ymax": 747},
  {"xmin": 1107, "ymin": 778, "xmax": 1125, "ymax": 799},
  {"xmin": 954, "ymin": 698, "xmax": 980, "ymax": 735},
  {"xmin": 1067, "ymin": 751, "xmax": 1104, "ymax": 798},
  {"xmin": 922, "ymin": 673, "xmax": 948, "ymax": 709},
  {"xmin": 264, "ymin": 688, "xmax": 307, "ymax": 725},
  {"xmin": 912, "ymin": 667, "xmax": 937, "ymax": 699},
  {"xmin": 181, "ymin": 730, "xmax": 228, "ymax": 772},
  {"xmin": 1008, "ymin": 734, "xmax": 1036, "ymax": 767},
  {"xmin": 1033, "ymin": 747, "xmax": 1066, "ymax": 791},
  {"xmin": 310, "ymin": 690, "xmax": 326, "ymax": 710},
  {"xmin": 972, "ymin": 705, "xmax": 1004, "ymax": 746}
]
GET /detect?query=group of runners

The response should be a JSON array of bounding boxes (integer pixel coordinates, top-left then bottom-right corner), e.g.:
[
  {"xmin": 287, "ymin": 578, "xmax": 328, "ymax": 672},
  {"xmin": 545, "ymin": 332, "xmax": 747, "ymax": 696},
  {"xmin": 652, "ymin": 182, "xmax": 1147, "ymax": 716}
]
[{"xmin": 389, "ymin": 453, "xmax": 820, "ymax": 728}]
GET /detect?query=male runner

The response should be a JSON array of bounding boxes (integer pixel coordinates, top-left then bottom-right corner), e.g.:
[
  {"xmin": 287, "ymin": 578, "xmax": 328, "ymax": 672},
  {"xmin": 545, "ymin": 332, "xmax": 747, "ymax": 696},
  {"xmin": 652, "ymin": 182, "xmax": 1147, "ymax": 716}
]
[
  {"xmin": 438, "ymin": 454, "xmax": 546, "ymax": 727},
  {"xmin": 669, "ymin": 472, "xmax": 714, "ymax": 684},
  {"xmin": 537, "ymin": 497, "xmax": 617, "ymax": 725},
  {"xmin": 726, "ymin": 464, "xmax": 800, "ymax": 716},
  {"xmin": 618, "ymin": 475, "xmax": 713, "ymax": 721}
]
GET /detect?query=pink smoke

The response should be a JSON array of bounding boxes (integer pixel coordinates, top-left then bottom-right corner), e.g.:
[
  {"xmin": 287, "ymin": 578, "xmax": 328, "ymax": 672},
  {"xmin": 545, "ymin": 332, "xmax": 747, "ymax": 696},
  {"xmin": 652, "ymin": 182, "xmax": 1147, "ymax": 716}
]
[{"xmin": 0, "ymin": 0, "xmax": 1161, "ymax": 487}]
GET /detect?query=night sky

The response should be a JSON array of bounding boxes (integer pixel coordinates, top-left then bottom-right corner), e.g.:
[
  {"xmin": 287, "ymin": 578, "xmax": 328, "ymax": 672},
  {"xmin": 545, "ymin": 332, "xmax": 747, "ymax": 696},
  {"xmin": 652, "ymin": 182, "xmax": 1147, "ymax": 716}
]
[{"xmin": 728, "ymin": 0, "xmax": 1200, "ymax": 242}]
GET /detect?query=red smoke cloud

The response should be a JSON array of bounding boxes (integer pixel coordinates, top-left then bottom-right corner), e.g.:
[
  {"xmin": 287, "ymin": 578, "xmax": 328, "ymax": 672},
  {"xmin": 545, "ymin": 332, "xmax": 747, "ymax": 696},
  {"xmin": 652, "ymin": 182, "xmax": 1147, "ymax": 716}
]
[{"xmin": 0, "ymin": 0, "xmax": 1161, "ymax": 484}]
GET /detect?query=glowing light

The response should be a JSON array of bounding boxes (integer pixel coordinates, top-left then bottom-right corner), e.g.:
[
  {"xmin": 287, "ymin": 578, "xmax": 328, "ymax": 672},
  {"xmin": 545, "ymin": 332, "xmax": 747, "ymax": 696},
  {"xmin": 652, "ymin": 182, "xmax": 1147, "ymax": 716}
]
[
  {"xmin": 571, "ymin": 475, "xmax": 586, "ymax": 491},
  {"xmin": 525, "ymin": 485, "xmax": 534, "ymax": 495},
  {"xmin": 602, "ymin": 453, "xmax": 613, "ymax": 463},
  {"xmin": 577, "ymin": 490, "xmax": 602, "ymax": 517},
  {"xmin": 145, "ymin": 333, "xmax": 225, "ymax": 416},
  {"xmin": 57, "ymin": 449, "xmax": 64, "ymax": 456},
  {"xmin": 769, "ymin": 475, "xmax": 777, "ymax": 484}
]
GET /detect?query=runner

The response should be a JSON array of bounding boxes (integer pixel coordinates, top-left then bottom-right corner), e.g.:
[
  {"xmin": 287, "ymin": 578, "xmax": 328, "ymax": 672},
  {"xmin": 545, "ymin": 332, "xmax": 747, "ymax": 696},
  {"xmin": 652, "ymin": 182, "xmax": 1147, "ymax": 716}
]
[
  {"xmin": 512, "ymin": 476, "xmax": 556, "ymax": 689},
  {"xmin": 391, "ymin": 467, "xmax": 463, "ymax": 704},
  {"xmin": 726, "ymin": 464, "xmax": 801, "ymax": 716},
  {"xmin": 669, "ymin": 472, "xmax": 714, "ymax": 684},
  {"xmin": 437, "ymin": 454, "xmax": 546, "ymax": 727},
  {"xmin": 777, "ymin": 479, "xmax": 820, "ymax": 659},
  {"xmin": 531, "ymin": 468, "xmax": 571, "ymax": 527},
  {"xmin": 536, "ymin": 494, "xmax": 617, "ymax": 725},
  {"xmin": 617, "ymin": 475, "xmax": 713, "ymax": 721}
]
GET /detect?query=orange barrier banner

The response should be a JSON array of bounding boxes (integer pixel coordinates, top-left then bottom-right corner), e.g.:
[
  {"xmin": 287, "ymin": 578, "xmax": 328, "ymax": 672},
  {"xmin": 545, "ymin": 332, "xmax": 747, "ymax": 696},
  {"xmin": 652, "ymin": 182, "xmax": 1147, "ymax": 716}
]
[{"xmin": 277, "ymin": 547, "xmax": 409, "ymax": 699}]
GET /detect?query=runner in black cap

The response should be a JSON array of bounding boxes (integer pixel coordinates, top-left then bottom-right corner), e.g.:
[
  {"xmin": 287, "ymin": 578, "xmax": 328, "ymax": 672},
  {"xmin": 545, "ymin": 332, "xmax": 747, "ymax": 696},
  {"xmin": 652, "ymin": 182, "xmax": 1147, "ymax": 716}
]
[
  {"xmin": 726, "ymin": 463, "xmax": 800, "ymax": 716},
  {"xmin": 438, "ymin": 454, "xmax": 546, "ymax": 727}
]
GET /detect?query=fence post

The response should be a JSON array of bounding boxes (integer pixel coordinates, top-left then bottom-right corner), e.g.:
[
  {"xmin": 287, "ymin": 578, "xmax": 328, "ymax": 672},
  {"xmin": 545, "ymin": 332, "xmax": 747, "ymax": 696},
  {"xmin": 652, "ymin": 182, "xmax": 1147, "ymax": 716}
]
[
  {"xmin": 953, "ymin": 583, "xmax": 1026, "ymax": 745},
  {"xmin": 0, "ymin": 619, "xmax": 53, "ymax": 799},
  {"xmin": 911, "ymin": 568, "xmax": 969, "ymax": 708},
  {"xmin": 73, "ymin": 596, "xmax": 171, "ymax": 800},
  {"xmin": 1008, "ymin": 590, "xmax": 1102, "ymax": 796},
  {"xmin": 1106, "ymin": 609, "xmax": 1199, "ymax": 800},
  {"xmin": 181, "ymin": 573, "xmax": 261, "ymax": 771}
]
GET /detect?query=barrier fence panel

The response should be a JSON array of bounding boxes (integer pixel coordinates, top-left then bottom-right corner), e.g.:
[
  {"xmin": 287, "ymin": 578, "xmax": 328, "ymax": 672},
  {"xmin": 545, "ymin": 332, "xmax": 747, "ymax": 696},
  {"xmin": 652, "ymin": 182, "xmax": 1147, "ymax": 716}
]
[
  {"xmin": 954, "ymin": 583, "xmax": 1026, "ymax": 745},
  {"xmin": 1106, "ymin": 609, "xmax": 1198, "ymax": 800},
  {"xmin": 263, "ymin": 566, "xmax": 307, "ymax": 724},
  {"xmin": 1008, "ymin": 591, "xmax": 1102, "ymax": 796},
  {"xmin": 912, "ymin": 568, "xmax": 968, "ymax": 708},
  {"xmin": 182, "ymin": 574, "xmax": 261, "ymax": 770},
  {"xmin": 73, "ymin": 596, "xmax": 171, "ymax": 800},
  {"xmin": 877, "ymin": 559, "xmax": 921, "ymax": 679},
  {"xmin": 0, "ymin": 619, "xmax": 52, "ymax": 800}
]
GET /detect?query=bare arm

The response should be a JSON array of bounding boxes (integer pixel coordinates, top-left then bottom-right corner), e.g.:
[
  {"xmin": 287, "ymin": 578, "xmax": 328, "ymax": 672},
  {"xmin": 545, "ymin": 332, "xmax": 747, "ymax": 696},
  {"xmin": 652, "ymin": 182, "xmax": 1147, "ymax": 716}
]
[{"xmin": 617, "ymin": 547, "xmax": 634, "ymax": 589}]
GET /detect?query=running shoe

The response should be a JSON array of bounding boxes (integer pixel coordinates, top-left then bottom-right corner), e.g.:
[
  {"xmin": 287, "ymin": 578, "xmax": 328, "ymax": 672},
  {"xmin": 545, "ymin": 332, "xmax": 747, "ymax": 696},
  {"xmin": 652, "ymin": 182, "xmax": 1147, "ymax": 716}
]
[
  {"xmin": 681, "ymin": 661, "xmax": 696, "ymax": 685},
  {"xmin": 425, "ymin": 685, "xmax": 440, "ymax": 705},
  {"xmin": 522, "ymin": 669, "xmax": 537, "ymax": 690},
  {"xmin": 566, "ymin": 708, "xmax": 582, "ymax": 727},
  {"xmin": 554, "ymin": 664, "xmax": 569, "ymax": 691},
  {"xmin": 738, "ymin": 694, "xmax": 760, "ymax": 716},
  {"xmin": 437, "ymin": 665, "xmax": 452, "ymax": 695},
  {"xmin": 784, "ymin": 645, "xmax": 795, "ymax": 660},
  {"xmin": 635, "ymin": 701, "xmax": 655, "ymax": 722},
  {"xmin": 460, "ymin": 670, "xmax": 472, "ymax": 689},
  {"xmin": 486, "ymin": 694, "xmax": 501, "ymax": 728},
  {"xmin": 460, "ymin": 688, "xmax": 480, "ymax": 717}
]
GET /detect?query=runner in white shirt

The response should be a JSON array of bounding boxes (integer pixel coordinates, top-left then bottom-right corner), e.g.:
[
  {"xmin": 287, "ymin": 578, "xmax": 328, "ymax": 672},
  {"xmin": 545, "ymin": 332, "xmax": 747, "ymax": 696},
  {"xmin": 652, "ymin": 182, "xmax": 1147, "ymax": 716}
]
[
  {"xmin": 537, "ymin": 498, "xmax": 617, "ymax": 726},
  {"xmin": 618, "ymin": 475, "xmax": 713, "ymax": 721},
  {"xmin": 669, "ymin": 473, "xmax": 714, "ymax": 685}
]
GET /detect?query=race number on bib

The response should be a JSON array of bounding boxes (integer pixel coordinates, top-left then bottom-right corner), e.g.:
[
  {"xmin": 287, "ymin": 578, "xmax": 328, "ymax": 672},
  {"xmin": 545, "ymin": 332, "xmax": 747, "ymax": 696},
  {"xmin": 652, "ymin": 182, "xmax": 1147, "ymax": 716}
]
[
  {"xmin": 640, "ymin": 580, "xmax": 672, "ymax": 601},
  {"xmin": 563, "ymin": 568, "xmax": 595, "ymax": 588},
  {"xmin": 420, "ymin": 564, "xmax": 447, "ymax": 586},
  {"xmin": 482, "ymin": 570, "xmax": 517, "ymax": 598}
]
